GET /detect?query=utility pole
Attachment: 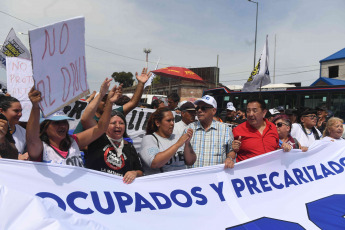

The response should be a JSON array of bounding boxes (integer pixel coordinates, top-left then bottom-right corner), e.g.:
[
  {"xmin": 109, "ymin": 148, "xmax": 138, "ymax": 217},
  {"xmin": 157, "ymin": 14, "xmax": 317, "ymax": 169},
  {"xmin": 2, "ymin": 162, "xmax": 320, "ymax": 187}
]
[
  {"xmin": 143, "ymin": 48, "xmax": 151, "ymax": 69},
  {"xmin": 248, "ymin": 0, "xmax": 259, "ymax": 69}
]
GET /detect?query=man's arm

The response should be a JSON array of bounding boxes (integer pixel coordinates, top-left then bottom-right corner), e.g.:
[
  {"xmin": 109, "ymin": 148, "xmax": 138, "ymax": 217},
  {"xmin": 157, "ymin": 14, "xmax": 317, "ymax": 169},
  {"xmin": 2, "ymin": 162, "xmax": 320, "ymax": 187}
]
[
  {"xmin": 122, "ymin": 68, "xmax": 151, "ymax": 116},
  {"xmin": 183, "ymin": 128, "xmax": 196, "ymax": 165}
]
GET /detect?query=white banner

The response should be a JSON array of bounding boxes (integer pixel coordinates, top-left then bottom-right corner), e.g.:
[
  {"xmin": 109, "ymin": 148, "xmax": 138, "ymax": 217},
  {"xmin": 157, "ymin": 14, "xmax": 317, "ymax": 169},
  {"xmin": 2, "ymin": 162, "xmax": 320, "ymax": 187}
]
[
  {"xmin": 6, "ymin": 57, "xmax": 34, "ymax": 122},
  {"xmin": 242, "ymin": 35, "xmax": 271, "ymax": 92},
  {"xmin": 29, "ymin": 17, "xmax": 89, "ymax": 116},
  {"xmin": 0, "ymin": 28, "xmax": 31, "ymax": 69},
  {"xmin": 0, "ymin": 140, "xmax": 345, "ymax": 229}
]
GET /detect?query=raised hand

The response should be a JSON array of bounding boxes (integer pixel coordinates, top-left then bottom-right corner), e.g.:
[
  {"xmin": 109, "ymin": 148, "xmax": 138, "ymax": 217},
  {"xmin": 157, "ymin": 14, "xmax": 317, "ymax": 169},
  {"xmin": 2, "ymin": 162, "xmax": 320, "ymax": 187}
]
[
  {"xmin": 99, "ymin": 78, "xmax": 113, "ymax": 97},
  {"xmin": 107, "ymin": 85, "xmax": 121, "ymax": 104},
  {"xmin": 28, "ymin": 87, "xmax": 42, "ymax": 107},
  {"xmin": 135, "ymin": 68, "xmax": 151, "ymax": 84}
]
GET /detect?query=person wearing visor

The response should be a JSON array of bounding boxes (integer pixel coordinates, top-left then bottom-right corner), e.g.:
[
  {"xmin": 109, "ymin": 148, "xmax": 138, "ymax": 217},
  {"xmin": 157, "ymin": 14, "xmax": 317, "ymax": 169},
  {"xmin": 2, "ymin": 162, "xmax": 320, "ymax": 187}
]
[
  {"xmin": 26, "ymin": 84, "xmax": 119, "ymax": 166},
  {"xmin": 184, "ymin": 95, "xmax": 234, "ymax": 169},
  {"xmin": 173, "ymin": 101, "xmax": 196, "ymax": 138},
  {"xmin": 291, "ymin": 108, "xmax": 322, "ymax": 147}
]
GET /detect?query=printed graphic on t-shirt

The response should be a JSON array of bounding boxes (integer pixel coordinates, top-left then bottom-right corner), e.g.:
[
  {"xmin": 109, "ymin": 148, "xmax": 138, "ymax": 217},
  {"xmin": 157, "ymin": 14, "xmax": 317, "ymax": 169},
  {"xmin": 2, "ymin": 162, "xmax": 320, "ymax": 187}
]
[{"xmin": 103, "ymin": 146, "xmax": 125, "ymax": 170}]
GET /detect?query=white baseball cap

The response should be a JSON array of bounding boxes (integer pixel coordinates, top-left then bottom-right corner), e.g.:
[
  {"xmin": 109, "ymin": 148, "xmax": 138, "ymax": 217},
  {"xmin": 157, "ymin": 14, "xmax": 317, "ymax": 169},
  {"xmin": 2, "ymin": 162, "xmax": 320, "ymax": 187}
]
[
  {"xmin": 194, "ymin": 95, "xmax": 217, "ymax": 109},
  {"xmin": 226, "ymin": 102, "xmax": 236, "ymax": 112}
]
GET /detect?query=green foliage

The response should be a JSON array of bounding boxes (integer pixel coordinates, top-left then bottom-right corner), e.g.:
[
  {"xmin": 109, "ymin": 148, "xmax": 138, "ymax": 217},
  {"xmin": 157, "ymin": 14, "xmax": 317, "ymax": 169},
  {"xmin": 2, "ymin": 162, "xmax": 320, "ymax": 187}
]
[
  {"xmin": 111, "ymin": 71, "xmax": 134, "ymax": 88},
  {"xmin": 152, "ymin": 75, "xmax": 160, "ymax": 84}
]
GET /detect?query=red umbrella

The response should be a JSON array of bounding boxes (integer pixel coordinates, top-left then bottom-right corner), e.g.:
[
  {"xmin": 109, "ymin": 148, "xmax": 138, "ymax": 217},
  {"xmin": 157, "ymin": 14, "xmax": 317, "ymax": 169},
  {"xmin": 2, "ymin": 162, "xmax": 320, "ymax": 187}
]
[{"xmin": 152, "ymin": 67, "xmax": 204, "ymax": 82}]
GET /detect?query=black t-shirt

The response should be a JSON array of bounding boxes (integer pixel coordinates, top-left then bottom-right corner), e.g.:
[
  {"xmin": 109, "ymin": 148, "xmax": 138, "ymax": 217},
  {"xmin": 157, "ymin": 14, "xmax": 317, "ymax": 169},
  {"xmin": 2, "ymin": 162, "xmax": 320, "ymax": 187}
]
[{"xmin": 86, "ymin": 134, "xmax": 143, "ymax": 176}]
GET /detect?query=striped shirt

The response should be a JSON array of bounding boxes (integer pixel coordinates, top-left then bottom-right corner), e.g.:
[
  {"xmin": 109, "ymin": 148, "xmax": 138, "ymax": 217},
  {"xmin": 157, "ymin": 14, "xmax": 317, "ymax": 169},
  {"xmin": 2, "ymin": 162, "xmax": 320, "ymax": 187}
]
[{"xmin": 186, "ymin": 120, "xmax": 233, "ymax": 168}]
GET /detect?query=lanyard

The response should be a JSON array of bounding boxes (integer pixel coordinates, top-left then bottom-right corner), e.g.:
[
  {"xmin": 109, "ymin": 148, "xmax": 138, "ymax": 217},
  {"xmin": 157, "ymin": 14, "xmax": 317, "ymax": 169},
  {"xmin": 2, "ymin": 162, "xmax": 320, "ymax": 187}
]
[{"xmin": 106, "ymin": 136, "xmax": 124, "ymax": 158}]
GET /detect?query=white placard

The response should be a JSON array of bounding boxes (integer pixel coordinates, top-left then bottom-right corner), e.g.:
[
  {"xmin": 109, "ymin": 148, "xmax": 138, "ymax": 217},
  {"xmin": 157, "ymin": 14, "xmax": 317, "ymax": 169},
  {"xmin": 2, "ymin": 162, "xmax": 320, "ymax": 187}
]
[
  {"xmin": 6, "ymin": 57, "xmax": 34, "ymax": 122},
  {"xmin": 29, "ymin": 17, "xmax": 89, "ymax": 116}
]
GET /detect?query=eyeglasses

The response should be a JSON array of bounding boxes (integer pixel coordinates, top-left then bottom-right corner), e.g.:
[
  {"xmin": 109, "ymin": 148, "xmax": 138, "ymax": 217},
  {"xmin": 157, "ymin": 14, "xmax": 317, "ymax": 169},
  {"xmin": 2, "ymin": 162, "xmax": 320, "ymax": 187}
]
[
  {"xmin": 275, "ymin": 122, "xmax": 289, "ymax": 128},
  {"xmin": 303, "ymin": 115, "xmax": 317, "ymax": 119},
  {"xmin": 195, "ymin": 106, "xmax": 213, "ymax": 111}
]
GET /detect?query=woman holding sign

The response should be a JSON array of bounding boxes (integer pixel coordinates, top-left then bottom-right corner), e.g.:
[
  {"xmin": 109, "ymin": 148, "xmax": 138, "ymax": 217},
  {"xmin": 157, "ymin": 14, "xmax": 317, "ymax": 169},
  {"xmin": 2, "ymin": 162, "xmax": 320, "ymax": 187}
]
[
  {"xmin": 139, "ymin": 107, "xmax": 195, "ymax": 175},
  {"xmin": 0, "ymin": 95, "xmax": 28, "ymax": 159},
  {"xmin": 25, "ymin": 81, "xmax": 119, "ymax": 167}
]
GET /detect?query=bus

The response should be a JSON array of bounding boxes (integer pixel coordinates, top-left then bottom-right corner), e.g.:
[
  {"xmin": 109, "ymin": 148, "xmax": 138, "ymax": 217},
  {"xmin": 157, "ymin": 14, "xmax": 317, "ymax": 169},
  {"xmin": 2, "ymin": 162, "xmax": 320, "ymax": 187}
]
[{"xmin": 202, "ymin": 85, "xmax": 345, "ymax": 120}]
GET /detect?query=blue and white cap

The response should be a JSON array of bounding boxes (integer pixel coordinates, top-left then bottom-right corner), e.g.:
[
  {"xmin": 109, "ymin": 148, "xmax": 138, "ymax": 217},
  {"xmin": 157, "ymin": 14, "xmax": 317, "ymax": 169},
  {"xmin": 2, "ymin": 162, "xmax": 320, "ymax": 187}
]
[
  {"xmin": 40, "ymin": 110, "xmax": 74, "ymax": 123},
  {"xmin": 194, "ymin": 95, "xmax": 217, "ymax": 109}
]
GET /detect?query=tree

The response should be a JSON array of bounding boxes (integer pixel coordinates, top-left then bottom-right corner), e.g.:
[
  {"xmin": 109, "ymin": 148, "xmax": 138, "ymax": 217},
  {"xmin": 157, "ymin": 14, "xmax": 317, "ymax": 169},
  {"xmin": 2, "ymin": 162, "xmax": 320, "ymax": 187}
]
[{"xmin": 111, "ymin": 71, "xmax": 134, "ymax": 88}]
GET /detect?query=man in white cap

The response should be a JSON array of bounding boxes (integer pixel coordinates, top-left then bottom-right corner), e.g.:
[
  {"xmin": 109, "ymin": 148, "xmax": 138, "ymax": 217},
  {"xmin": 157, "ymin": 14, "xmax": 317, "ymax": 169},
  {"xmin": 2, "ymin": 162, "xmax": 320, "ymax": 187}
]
[
  {"xmin": 183, "ymin": 95, "xmax": 235, "ymax": 169},
  {"xmin": 225, "ymin": 102, "xmax": 238, "ymax": 126},
  {"xmin": 173, "ymin": 101, "xmax": 196, "ymax": 138}
]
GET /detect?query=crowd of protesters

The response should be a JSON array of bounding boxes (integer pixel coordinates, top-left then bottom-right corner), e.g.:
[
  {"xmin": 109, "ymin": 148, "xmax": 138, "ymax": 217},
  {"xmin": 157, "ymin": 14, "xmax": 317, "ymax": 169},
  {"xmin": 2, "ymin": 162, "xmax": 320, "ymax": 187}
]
[{"xmin": 0, "ymin": 68, "xmax": 344, "ymax": 184}]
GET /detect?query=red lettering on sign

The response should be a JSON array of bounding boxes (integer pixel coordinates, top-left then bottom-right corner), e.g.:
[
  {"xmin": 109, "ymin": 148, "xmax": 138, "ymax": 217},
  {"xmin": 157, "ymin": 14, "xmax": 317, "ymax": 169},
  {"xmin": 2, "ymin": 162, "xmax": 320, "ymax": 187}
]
[
  {"xmin": 46, "ymin": 76, "xmax": 56, "ymax": 106},
  {"xmin": 42, "ymin": 29, "xmax": 56, "ymax": 60},
  {"xmin": 59, "ymin": 23, "xmax": 69, "ymax": 54},
  {"xmin": 61, "ymin": 67, "xmax": 71, "ymax": 102}
]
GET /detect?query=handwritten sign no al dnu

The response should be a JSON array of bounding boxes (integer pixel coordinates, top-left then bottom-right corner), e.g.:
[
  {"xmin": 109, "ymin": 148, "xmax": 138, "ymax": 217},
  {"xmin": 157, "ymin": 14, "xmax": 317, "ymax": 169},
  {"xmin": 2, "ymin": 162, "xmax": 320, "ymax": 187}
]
[{"xmin": 29, "ymin": 17, "xmax": 89, "ymax": 116}]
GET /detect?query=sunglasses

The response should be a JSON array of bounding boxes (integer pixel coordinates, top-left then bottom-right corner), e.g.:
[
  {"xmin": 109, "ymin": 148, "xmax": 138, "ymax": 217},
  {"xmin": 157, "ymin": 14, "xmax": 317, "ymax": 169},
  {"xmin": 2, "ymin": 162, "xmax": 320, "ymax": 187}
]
[
  {"xmin": 195, "ymin": 106, "xmax": 213, "ymax": 111},
  {"xmin": 303, "ymin": 115, "xmax": 317, "ymax": 119},
  {"xmin": 275, "ymin": 122, "xmax": 289, "ymax": 128}
]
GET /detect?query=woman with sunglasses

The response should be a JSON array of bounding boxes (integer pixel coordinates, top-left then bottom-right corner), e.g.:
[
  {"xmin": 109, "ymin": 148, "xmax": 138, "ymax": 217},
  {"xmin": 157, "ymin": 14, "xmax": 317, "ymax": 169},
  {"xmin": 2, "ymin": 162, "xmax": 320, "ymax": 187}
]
[
  {"xmin": 272, "ymin": 115, "xmax": 307, "ymax": 152},
  {"xmin": 290, "ymin": 108, "xmax": 322, "ymax": 147},
  {"xmin": 139, "ymin": 107, "xmax": 195, "ymax": 175}
]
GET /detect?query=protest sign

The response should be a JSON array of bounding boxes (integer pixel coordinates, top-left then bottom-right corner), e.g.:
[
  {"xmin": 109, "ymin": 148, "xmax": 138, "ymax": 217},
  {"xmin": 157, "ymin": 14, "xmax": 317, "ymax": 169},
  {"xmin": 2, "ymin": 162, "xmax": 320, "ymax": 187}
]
[
  {"xmin": 0, "ymin": 140, "xmax": 344, "ymax": 229},
  {"xmin": 6, "ymin": 57, "xmax": 34, "ymax": 121},
  {"xmin": 29, "ymin": 17, "xmax": 89, "ymax": 116},
  {"xmin": 0, "ymin": 28, "xmax": 31, "ymax": 69}
]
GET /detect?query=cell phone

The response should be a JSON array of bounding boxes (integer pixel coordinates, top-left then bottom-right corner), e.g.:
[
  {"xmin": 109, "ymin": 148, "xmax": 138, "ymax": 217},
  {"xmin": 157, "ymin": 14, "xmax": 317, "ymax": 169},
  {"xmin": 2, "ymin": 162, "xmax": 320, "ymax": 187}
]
[{"xmin": 0, "ymin": 113, "xmax": 15, "ymax": 143}]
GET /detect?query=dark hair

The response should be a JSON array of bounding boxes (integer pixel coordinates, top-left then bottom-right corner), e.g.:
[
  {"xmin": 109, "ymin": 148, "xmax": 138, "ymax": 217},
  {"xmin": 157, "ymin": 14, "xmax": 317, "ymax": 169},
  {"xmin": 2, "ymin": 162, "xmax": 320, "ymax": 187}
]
[
  {"xmin": 272, "ymin": 114, "xmax": 292, "ymax": 132},
  {"xmin": 0, "ymin": 95, "xmax": 20, "ymax": 111},
  {"xmin": 247, "ymin": 98, "xmax": 266, "ymax": 110},
  {"xmin": 146, "ymin": 107, "xmax": 171, "ymax": 135},
  {"xmin": 115, "ymin": 95, "xmax": 130, "ymax": 106},
  {"xmin": 110, "ymin": 110, "xmax": 129, "ymax": 138},
  {"xmin": 151, "ymin": 99, "xmax": 161, "ymax": 109},
  {"xmin": 40, "ymin": 120, "xmax": 72, "ymax": 151},
  {"xmin": 297, "ymin": 107, "xmax": 320, "ymax": 140},
  {"xmin": 168, "ymin": 93, "xmax": 180, "ymax": 103}
]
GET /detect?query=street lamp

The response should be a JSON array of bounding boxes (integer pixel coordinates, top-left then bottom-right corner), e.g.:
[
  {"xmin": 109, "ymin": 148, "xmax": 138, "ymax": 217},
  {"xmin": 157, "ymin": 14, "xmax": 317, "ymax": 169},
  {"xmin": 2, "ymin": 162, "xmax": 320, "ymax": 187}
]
[
  {"xmin": 143, "ymin": 48, "xmax": 151, "ymax": 69},
  {"xmin": 248, "ymin": 0, "xmax": 258, "ymax": 69}
]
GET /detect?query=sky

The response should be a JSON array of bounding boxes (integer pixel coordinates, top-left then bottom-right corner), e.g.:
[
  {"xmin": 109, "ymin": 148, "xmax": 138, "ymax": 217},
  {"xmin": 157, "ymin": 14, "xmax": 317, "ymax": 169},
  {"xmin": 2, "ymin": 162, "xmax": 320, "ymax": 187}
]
[{"xmin": 0, "ymin": 0, "xmax": 344, "ymax": 92}]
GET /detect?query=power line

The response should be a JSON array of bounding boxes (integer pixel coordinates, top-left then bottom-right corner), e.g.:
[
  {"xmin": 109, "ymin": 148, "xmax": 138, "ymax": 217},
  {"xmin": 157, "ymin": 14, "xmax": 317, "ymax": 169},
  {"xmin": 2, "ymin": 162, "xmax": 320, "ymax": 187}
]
[{"xmin": 0, "ymin": 10, "xmax": 177, "ymax": 67}]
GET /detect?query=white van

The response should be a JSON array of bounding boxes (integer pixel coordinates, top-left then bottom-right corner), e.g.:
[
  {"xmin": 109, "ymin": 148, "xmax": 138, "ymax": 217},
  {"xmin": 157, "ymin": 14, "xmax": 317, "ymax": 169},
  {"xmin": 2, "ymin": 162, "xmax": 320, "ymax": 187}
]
[{"xmin": 124, "ymin": 93, "xmax": 168, "ymax": 105}]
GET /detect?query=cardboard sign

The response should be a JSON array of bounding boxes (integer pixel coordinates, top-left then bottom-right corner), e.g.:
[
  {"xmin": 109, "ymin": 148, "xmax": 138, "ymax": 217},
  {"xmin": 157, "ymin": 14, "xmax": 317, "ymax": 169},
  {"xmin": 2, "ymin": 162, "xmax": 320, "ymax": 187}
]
[
  {"xmin": 0, "ymin": 28, "xmax": 31, "ymax": 69},
  {"xmin": 6, "ymin": 57, "xmax": 34, "ymax": 122},
  {"xmin": 6, "ymin": 57, "xmax": 34, "ymax": 100},
  {"xmin": 29, "ymin": 17, "xmax": 89, "ymax": 116}
]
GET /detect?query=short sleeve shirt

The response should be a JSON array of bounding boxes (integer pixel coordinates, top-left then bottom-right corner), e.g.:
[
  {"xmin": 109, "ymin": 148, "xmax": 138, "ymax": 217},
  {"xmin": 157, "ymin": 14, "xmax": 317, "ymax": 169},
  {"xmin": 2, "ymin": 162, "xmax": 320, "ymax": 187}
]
[
  {"xmin": 233, "ymin": 119, "xmax": 279, "ymax": 162},
  {"xmin": 186, "ymin": 120, "xmax": 233, "ymax": 168}
]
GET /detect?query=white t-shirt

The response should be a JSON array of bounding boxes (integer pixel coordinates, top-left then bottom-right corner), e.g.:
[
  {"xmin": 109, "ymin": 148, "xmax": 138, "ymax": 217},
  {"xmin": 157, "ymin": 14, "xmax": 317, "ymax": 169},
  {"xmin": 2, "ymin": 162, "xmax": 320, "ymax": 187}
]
[
  {"xmin": 291, "ymin": 123, "xmax": 322, "ymax": 147},
  {"xmin": 42, "ymin": 137, "xmax": 84, "ymax": 167},
  {"xmin": 139, "ymin": 133, "xmax": 186, "ymax": 175},
  {"xmin": 12, "ymin": 124, "xmax": 26, "ymax": 154},
  {"xmin": 173, "ymin": 121, "xmax": 187, "ymax": 139}
]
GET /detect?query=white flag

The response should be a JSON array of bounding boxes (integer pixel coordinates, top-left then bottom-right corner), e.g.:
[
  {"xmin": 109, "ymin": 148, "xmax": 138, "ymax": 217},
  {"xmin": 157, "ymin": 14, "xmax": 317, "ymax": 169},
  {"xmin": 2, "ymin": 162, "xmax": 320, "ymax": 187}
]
[
  {"xmin": 144, "ymin": 57, "xmax": 160, "ymax": 89},
  {"xmin": 242, "ymin": 35, "xmax": 270, "ymax": 92},
  {"xmin": 0, "ymin": 28, "xmax": 31, "ymax": 69}
]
